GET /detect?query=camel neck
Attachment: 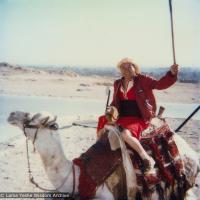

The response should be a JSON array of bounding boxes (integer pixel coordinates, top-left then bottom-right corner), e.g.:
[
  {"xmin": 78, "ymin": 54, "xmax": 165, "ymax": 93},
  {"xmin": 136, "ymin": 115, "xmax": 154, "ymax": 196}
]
[{"xmin": 35, "ymin": 129, "xmax": 77, "ymax": 193}]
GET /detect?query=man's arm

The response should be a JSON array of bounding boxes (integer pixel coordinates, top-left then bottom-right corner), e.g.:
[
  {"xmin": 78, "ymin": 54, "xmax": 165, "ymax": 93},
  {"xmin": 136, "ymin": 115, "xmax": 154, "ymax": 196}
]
[{"xmin": 144, "ymin": 64, "xmax": 178, "ymax": 90}]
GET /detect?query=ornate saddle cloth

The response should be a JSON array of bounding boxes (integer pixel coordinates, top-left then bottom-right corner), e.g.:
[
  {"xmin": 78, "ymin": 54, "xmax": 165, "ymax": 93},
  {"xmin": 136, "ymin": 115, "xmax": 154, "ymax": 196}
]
[
  {"xmin": 131, "ymin": 123, "xmax": 187, "ymax": 198},
  {"xmin": 73, "ymin": 123, "xmax": 187, "ymax": 200},
  {"xmin": 73, "ymin": 134, "xmax": 121, "ymax": 199}
]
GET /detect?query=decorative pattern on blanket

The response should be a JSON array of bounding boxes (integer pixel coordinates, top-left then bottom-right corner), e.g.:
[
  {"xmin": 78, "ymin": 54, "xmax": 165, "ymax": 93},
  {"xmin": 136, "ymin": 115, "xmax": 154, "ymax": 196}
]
[
  {"xmin": 73, "ymin": 134, "xmax": 122, "ymax": 199},
  {"xmin": 132, "ymin": 123, "xmax": 188, "ymax": 198},
  {"xmin": 73, "ymin": 123, "xmax": 187, "ymax": 200}
]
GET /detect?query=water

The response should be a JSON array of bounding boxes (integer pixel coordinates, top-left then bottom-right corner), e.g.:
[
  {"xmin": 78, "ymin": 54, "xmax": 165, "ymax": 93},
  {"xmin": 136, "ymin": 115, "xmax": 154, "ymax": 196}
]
[{"xmin": 0, "ymin": 95, "xmax": 199, "ymax": 142}]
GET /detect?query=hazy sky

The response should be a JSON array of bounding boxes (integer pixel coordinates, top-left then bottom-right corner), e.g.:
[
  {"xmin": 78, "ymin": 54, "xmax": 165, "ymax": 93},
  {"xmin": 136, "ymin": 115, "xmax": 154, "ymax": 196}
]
[{"xmin": 0, "ymin": 0, "xmax": 200, "ymax": 67}]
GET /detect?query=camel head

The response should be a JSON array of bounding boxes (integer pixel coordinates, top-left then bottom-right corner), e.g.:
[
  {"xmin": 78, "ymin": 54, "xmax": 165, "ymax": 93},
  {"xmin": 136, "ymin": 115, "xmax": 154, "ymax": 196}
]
[
  {"xmin": 7, "ymin": 111, "xmax": 58, "ymax": 143},
  {"xmin": 7, "ymin": 111, "xmax": 30, "ymax": 128}
]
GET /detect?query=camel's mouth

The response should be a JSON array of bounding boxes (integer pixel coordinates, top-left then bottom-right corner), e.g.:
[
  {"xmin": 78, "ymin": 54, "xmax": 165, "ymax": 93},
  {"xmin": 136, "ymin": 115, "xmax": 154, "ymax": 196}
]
[
  {"xmin": 7, "ymin": 119, "xmax": 17, "ymax": 125},
  {"xmin": 8, "ymin": 121, "xmax": 17, "ymax": 125},
  {"xmin": 7, "ymin": 115, "xmax": 17, "ymax": 126}
]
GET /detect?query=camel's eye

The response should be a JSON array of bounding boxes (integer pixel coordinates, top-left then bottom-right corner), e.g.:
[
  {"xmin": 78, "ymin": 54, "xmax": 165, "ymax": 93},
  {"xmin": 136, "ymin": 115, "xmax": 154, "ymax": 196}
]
[
  {"xmin": 49, "ymin": 123, "xmax": 58, "ymax": 130},
  {"xmin": 10, "ymin": 112, "xmax": 15, "ymax": 116}
]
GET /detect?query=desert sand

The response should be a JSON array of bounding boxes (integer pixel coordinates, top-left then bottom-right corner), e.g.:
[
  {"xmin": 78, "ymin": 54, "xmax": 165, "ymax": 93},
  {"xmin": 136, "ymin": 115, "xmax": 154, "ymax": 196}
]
[
  {"xmin": 0, "ymin": 65, "xmax": 199, "ymax": 199},
  {"xmin": 0, "ymin": 64, "xmax": 199, "ymax": 103}
]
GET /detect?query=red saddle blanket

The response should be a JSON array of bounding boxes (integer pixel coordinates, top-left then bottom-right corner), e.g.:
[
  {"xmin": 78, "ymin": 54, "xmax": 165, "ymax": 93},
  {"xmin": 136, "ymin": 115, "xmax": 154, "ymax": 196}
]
[{"xmin": 73, "ymin": 123, "xmax": 186, "ymax": 200}]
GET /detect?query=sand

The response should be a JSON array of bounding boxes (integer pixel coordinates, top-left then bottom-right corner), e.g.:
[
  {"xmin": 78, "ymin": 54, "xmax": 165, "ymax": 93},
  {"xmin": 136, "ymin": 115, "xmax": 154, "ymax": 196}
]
[
  {"xmin": 0, "ymin": 65, "xmax": 199, "ymax": 199},
  {"xmin": 0, "ymin": 65, "xmax": 199, "ymax": 103}
]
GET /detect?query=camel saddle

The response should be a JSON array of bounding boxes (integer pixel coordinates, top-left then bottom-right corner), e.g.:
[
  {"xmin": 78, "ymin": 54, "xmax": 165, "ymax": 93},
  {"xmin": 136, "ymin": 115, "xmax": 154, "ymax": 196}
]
[{"xmin": 73, "ymin": 122, "xmax": 188, "ymax": 200}]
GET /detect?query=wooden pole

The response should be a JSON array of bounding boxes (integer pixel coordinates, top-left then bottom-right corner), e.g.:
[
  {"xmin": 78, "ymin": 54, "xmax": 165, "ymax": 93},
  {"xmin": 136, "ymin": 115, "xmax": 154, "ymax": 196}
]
[{"xmin": 169, "ymin": 0, "xmax": 176, "ymax": 64}]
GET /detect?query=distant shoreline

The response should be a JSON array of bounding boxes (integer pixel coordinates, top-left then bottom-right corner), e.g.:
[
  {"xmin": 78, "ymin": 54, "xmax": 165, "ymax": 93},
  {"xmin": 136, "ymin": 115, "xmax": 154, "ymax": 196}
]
[
  {"xmin": 1, "ymin": 62, "xmax": 200, "ymax": 83},
  {"xmin": 0, "ymin": 62, "xmax": 199, "ymax": 104}
]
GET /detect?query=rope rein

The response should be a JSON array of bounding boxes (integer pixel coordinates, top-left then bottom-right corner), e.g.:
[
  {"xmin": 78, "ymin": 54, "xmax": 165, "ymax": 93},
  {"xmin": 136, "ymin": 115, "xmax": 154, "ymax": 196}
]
[{"xmin": 23, "ymin": 124, "xmax": 76, "ymax": 196}]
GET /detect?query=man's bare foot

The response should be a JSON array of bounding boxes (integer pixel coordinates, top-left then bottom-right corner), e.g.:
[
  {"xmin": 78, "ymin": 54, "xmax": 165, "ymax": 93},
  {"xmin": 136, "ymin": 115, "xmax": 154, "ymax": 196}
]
[{"xmin": 142, "ymin": 158, "xmax": 155, "ymax": 175}]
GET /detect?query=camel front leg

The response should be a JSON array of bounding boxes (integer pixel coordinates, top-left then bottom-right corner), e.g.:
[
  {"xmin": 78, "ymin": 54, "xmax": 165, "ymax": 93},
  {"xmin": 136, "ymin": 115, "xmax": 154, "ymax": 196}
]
[{"xmin": 93, "ymin": 184, "xmax": 114, "ymax": 200}]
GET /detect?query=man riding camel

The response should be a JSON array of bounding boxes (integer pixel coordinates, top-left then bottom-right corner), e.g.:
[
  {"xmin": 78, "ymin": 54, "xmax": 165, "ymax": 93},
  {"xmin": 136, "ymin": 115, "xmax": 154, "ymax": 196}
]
[{"xmin": 97, "ymin": 58, "xmax": 179, "ymax": 174}]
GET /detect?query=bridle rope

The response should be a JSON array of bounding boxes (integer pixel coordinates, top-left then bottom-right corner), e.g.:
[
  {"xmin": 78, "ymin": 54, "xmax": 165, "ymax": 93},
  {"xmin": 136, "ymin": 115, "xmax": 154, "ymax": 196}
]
[{"xmin": 23, "ymin": 120, "xmax": 76, "ymax": 196}]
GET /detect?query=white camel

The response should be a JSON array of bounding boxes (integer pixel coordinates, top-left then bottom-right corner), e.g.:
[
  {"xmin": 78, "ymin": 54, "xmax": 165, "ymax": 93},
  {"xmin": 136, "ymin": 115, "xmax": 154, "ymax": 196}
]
[{"xmin": 7, "ymin": 111, "xmax": 200, "ymax": 200}]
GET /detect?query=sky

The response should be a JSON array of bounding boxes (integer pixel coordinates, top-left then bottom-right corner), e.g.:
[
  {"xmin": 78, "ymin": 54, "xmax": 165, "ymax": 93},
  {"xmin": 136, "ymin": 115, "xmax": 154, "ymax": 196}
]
[{"xmin": 0, "ymin": 0, "xmax": 200, "ymax": 67}]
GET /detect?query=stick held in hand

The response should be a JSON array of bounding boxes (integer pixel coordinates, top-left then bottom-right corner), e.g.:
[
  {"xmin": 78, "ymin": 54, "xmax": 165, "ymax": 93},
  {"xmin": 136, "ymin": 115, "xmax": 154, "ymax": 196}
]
[{"xmin": 105, "ymin": 88, "xmax": 111, "ymax": 113}]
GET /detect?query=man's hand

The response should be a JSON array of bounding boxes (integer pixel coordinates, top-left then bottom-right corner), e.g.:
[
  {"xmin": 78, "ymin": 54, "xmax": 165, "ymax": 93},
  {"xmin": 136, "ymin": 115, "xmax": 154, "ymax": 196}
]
[
  {"xmin": 170, "ymin": 64, "xmax": 179, "ymax": 75},
  {"xmin": 105, "ymin": 106, "xmax": 119, "ymax": 124}
]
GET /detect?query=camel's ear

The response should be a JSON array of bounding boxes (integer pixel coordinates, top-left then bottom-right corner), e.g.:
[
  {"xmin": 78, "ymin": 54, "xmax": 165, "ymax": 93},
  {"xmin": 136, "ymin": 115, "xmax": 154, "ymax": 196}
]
[
  {"xmin": 40, "ymin": 116, "xmax": 50, "ymax": 126},
  {"xmin": 31, "ymin": 113, "xmax": 42, "ymax": 121},
  {"xmin": 48, "ymin": 116, "xmax": 57, "ymax": 124}
]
